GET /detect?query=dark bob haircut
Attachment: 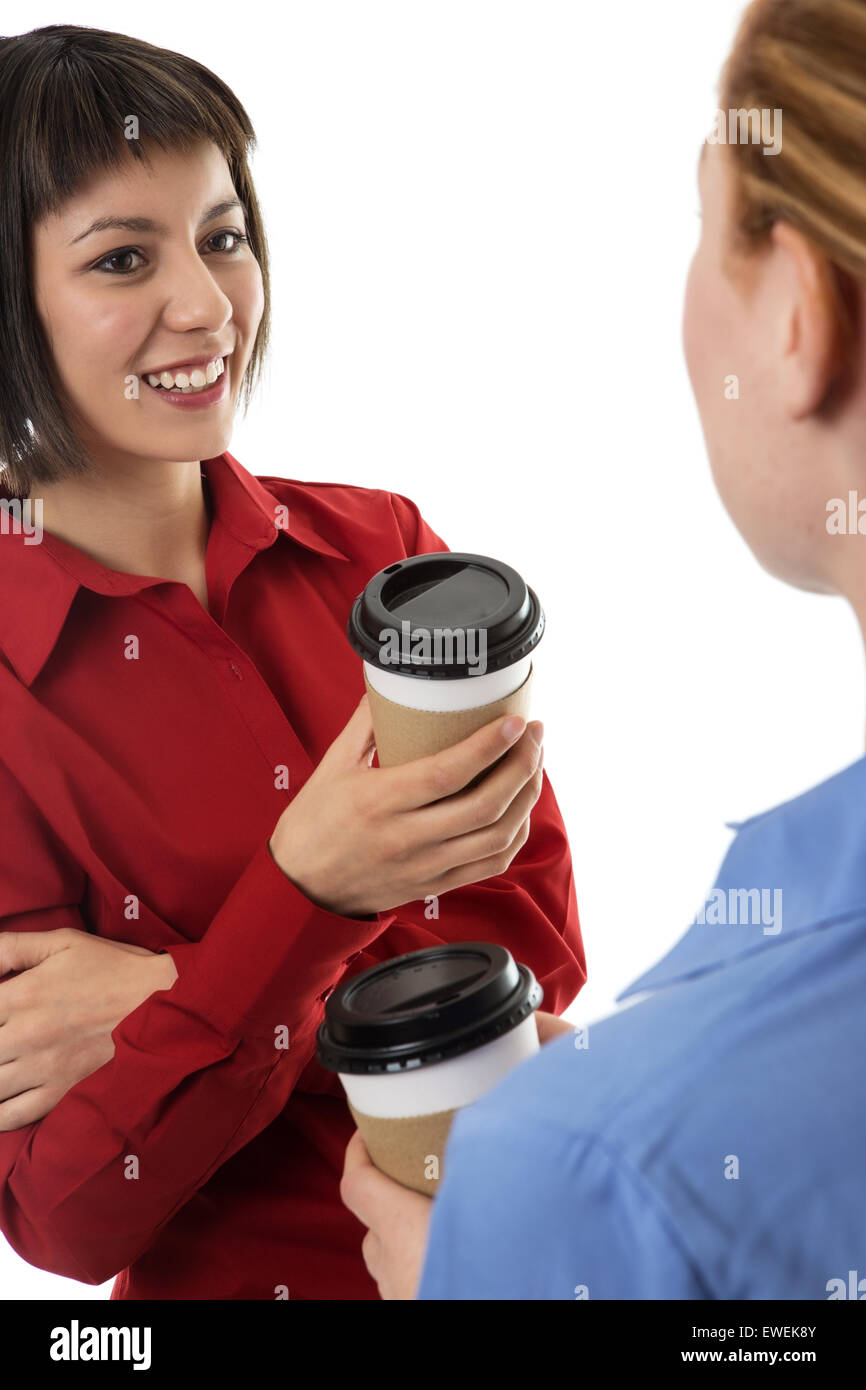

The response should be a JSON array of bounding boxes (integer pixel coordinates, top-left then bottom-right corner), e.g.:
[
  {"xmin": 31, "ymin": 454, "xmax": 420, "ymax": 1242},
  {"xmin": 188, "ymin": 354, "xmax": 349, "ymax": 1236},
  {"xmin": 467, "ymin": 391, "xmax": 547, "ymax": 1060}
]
[{"xmin": 0, "ymin": 24, "xmax": 271, "ymax": 498}]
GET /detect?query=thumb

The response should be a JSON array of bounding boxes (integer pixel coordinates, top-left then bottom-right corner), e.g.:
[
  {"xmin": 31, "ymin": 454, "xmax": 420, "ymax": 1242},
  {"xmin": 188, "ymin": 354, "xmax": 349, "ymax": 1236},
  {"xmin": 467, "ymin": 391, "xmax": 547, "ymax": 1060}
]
[
  {"xmin": 324, "ymin": 694, "xmax": 376, "ymax": 769},
  {"xmin": 0, "ymin": 929, "xmax": 69, "ymax": 978}
]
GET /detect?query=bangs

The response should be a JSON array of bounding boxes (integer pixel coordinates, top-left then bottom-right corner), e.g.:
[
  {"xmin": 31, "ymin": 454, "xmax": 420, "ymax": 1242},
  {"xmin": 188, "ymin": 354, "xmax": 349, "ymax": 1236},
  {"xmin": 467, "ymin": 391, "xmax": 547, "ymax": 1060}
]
[{"xmin": 4, "ymin": 27, "xmax": 257, "ymax": 225}]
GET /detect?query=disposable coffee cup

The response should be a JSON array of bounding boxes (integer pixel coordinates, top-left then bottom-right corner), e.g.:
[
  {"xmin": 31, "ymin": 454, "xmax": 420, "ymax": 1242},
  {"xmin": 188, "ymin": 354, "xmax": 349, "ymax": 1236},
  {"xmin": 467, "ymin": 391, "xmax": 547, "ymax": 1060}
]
[
  {"xmin": 316, "ymin": 942, "xmax": 543, "ymax": 1195},
  {"xmin": 346, "ymin": 552, "xmax": 544, "ymax": 783}
]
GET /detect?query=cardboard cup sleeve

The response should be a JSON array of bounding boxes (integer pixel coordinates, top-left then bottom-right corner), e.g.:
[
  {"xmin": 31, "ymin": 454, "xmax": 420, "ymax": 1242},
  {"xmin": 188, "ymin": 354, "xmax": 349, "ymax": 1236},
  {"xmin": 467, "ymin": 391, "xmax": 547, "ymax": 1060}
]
[
  {"xmin": 363, "ymin": 664, "xmax": 534, "ymax": 775},
  {"xmin": 348, "ymin": 1102, "xmax": 458, "ymax": 1196}
]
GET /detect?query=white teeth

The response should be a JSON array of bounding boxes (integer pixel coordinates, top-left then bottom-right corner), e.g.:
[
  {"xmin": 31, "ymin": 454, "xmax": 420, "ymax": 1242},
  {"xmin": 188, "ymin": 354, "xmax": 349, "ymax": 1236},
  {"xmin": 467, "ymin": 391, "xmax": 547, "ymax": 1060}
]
[{"xmin": 147, "ymin": 356, "xmax": 226, "ymax": 392}]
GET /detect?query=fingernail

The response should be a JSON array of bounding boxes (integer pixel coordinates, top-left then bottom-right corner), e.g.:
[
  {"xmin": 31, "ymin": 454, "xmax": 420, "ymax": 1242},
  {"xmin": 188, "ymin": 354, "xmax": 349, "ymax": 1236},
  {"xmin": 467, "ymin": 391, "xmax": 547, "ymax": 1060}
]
[{"xmin": 502, "ymin": 716, "xmax": 526, "ymax": 743}]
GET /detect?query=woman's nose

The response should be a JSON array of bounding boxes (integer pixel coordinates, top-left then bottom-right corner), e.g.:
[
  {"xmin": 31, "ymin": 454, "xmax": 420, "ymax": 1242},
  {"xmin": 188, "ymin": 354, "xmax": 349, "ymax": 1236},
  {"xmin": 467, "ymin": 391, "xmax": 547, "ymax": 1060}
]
[{"xmin": 157, "ymin": 248, "xmax": 235, "ymax": 334}]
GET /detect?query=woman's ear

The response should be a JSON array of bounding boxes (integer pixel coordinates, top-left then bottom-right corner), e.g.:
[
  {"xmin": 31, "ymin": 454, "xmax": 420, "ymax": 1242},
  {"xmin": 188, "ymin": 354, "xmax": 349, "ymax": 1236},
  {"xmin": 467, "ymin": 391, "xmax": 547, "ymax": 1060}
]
[{"xmin": 771, "ymin": 220, "xmax": 851, "ymax": 420}]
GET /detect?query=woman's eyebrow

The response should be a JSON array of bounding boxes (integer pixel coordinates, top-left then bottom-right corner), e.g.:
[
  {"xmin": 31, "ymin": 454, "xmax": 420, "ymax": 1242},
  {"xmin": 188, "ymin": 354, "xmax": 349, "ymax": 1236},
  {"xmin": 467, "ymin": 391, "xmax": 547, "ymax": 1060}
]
[{"xmin": 67, "ymin": 197, "xmax": 244, "ymax": 246}]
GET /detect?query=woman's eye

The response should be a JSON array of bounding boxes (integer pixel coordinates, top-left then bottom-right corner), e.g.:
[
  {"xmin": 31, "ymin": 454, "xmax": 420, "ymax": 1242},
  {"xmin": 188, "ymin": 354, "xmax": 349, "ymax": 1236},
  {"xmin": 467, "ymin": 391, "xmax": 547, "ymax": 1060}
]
[
  {"xmin": 207, "ymin": 230, "xmax": 249, "ymax": 254},
  {"xmin": 94, "ymin": 248, "xmax": 145, "ymax": 275},
  {"xmin": 92, "ymin": 230, "xmax": 249, "ymax": 275}
]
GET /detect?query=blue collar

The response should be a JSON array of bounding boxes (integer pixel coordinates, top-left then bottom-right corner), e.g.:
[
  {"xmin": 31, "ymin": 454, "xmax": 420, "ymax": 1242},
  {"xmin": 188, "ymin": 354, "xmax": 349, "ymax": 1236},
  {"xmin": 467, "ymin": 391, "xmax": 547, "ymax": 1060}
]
[{"xmin": 617, "ymin": 753, "xmax": 866, "ymax": 1001}]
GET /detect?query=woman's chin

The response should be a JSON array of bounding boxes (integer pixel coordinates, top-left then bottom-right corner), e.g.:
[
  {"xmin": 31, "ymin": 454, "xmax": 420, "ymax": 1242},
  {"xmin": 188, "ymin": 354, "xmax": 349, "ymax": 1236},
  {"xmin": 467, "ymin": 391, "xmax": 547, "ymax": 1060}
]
[
  {"xmin": 98, "ymin": 427, "xmax": 233, "ymax": 463},
  {"xmin": 751, "ymin": 543, "xmax": 836, "ymax": 596}
]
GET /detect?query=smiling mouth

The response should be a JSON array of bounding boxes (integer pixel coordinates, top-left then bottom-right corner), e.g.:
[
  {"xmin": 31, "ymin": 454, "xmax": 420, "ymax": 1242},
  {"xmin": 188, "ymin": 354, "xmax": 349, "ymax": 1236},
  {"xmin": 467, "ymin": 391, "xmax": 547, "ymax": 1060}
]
[{"xmin": 145, "ymin": 354, "xmax": 227, "ymax": 394}]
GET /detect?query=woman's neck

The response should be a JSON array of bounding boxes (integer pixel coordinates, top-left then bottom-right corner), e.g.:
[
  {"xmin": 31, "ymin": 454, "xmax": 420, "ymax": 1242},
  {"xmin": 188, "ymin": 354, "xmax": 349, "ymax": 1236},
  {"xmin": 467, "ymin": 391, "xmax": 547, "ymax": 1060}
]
[{"xmin": 27, "ymin": 457, "xmax": 211, "ymax": 594}]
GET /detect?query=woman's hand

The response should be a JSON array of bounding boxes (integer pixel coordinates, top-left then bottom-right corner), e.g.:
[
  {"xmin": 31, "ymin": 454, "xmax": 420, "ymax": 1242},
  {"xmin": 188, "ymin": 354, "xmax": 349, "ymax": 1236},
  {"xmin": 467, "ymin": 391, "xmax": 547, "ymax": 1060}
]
[
  {"xmin": 269, "ymin": 695, "xmax": 545, "ymax": 918},
  {"xmin": 0, "ymin": 928, "xmax": 178, "ymax": 1131}
]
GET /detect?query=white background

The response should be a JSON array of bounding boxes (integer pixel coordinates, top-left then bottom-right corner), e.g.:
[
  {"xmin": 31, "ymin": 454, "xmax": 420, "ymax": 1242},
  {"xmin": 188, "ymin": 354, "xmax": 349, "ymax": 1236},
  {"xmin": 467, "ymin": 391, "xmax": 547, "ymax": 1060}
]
[{"xmin": 2, "ymin": 0, "xmax": 863, "ymax": 1298}]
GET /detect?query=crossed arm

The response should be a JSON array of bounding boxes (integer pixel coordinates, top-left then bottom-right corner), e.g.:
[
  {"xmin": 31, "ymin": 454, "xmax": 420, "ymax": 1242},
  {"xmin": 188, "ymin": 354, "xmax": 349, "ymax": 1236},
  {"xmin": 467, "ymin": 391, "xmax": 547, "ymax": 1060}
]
[
  {"xmin": 0, "ymin": 934, "xmax": 571, "ymax": 1133},
  {"xmin": 0, "ymin": 931, "xmax": 574, "ymax": 1301}
]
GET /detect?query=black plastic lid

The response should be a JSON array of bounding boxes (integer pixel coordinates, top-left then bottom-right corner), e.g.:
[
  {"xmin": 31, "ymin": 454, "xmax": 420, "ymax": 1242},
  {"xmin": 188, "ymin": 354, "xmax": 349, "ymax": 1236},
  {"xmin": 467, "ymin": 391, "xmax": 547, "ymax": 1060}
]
[
  {"xmin": 346, "ymin": 552, "xmax": 544, "ymax": 679},
  {"xmin": 316, "ymin": 942, "xmax": 543, "ymax": 1074}
]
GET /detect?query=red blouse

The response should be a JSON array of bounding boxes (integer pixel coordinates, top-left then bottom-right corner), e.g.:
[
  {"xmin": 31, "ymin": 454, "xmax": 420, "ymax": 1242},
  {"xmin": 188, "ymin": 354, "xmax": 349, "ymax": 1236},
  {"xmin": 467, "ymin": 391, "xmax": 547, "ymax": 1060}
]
[{"xmin": 0, "ymin": 450, "xmax": 586, "ymax": 1299}]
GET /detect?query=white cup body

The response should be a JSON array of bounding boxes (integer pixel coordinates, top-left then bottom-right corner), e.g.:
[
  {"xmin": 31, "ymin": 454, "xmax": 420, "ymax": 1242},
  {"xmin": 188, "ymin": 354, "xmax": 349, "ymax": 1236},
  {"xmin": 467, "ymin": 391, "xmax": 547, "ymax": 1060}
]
[
  {"xmin": 363, "ymin": 654, "xmax": 531, "ymax": 712},
  {"xmin": 338, "ymin": 1012, "xmax": 539, "ymax": 1118}
]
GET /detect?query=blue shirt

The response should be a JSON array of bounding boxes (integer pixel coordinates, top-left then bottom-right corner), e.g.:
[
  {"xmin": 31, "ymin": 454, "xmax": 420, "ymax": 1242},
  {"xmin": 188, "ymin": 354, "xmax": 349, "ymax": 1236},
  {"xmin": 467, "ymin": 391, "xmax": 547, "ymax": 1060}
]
[{"xmin": 417, "ymin": 755, "xmax": 866, "ymax": 1300}]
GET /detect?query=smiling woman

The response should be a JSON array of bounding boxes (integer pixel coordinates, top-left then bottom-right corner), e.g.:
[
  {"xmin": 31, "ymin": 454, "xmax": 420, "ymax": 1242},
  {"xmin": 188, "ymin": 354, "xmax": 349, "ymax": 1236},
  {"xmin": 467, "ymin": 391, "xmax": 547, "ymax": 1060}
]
[
  {"xmin": 0, "ymin": 25, "xmax": 586, "ymax": 1301},
  {"xmin": 30, "ymin": 143, "xmax": 254, "ymax": 469},
  {"xmin": 0, "ymin": 29, "xmax": 270, "ymax": 496}
]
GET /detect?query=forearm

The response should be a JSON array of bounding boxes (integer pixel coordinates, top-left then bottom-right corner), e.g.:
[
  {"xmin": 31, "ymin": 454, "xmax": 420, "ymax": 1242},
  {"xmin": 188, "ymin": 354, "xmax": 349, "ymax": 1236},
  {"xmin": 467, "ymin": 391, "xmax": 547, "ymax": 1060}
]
[{"xmin": 2, "ymin": 991, "xmax": 287, "ymax": 1283}]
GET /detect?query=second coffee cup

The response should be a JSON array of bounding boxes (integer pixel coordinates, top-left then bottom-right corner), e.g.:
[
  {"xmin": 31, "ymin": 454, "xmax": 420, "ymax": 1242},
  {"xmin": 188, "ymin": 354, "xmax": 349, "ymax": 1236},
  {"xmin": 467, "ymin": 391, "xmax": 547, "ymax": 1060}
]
[{"xmin": 316, "ymin": 942, "xmax": 544, "ymax": 1195}]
